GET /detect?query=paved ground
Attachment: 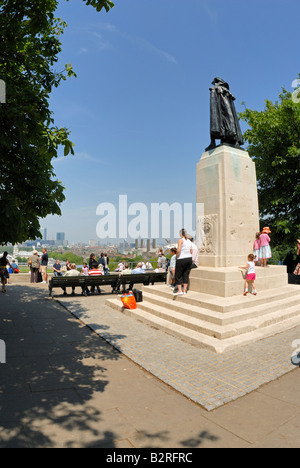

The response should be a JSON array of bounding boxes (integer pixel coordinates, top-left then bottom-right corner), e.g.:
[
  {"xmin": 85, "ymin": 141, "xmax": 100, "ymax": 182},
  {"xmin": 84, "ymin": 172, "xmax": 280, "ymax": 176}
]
[{"xmin": 0, "ymin": 283, "xmax": 299, "ymax": 448}]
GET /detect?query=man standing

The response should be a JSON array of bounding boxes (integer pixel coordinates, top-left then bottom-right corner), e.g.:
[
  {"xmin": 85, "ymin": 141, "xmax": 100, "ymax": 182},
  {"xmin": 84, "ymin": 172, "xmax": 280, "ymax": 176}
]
[{"xmin": 41, "ymin": 248, "xmax": 48, "ymax": 283}]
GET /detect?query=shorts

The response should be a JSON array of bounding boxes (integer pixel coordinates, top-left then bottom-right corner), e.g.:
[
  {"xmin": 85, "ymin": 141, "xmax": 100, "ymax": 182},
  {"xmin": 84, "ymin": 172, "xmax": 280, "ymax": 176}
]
[
  {"xmin": 246, "ymin": 273, "xmax": 256, "ymax": 281},
  {"xmin": 41, "ymin": 266, "xmax": 47, "ymax": 275}
]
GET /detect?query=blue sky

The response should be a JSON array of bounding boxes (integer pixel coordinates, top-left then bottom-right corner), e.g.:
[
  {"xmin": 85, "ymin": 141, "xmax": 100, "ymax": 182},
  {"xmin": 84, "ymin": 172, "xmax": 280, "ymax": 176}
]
[{"xmin": 42, "ymin": 0, "xmax": 300, "ymax": 244}]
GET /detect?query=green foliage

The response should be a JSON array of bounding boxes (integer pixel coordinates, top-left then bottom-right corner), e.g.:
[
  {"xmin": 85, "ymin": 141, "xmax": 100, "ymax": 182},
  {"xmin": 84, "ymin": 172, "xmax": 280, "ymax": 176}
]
[
  {"xmin": 48, "ymin": 251, "xmax": 84, "ymax": 265},
  {"xmin": 78, "ymin": 0, "xmax": 114, "ymax": 12},
  {"xmin": 240, "ymin": 82, "xmax": 300, "ymax": 248},
  {"xmin": 0, "ymin": 0, "xmax": 114, "ymax": 245}
]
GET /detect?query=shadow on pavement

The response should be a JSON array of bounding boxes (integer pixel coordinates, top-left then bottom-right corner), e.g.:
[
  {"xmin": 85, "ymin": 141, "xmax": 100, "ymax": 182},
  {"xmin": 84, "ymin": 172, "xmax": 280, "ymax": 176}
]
[{"xmin": 0, "ymin": 285, "xmax": 122, "ymax": 448}]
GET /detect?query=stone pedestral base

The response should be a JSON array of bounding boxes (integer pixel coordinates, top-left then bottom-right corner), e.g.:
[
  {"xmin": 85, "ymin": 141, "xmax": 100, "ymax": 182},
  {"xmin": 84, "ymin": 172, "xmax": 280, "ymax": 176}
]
[
  {"xmin": 196, "ymin": 145, "xmax": 260, "ymax": 267},
  {"xmin": 189, "ymin": 265, "xmax": 288, "ymax": 298}
]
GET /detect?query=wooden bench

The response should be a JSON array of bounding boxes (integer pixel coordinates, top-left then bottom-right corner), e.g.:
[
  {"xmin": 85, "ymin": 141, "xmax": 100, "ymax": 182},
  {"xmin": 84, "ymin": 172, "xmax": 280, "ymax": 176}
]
[
  {"xmin": 117, "ymin": 272, "xmax": 167, "ymax": 293},
  {"xmin": 48, "ymin": 272, "xmax": 167, "ymax": 297}
]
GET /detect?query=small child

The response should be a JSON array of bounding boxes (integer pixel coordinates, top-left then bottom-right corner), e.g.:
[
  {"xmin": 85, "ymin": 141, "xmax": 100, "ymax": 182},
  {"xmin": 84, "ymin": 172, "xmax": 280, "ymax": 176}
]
[
  {"xmin": 169, "ymin": 248, "xmax": 177, "ymax": 288},
  {"xmin": 259, "ymin": 226, "xmax": 272, "ymax": 267},
  {"xmin": 253, "ymin": 232, "xmax": 261, "ymax": 264},
  {"xmin": 81, "ymin": 262, "xmax": 89, "ymax": 276},
  {"xmin": 239, "ymin": 254, "xmax": 257, "ymax": 296}
]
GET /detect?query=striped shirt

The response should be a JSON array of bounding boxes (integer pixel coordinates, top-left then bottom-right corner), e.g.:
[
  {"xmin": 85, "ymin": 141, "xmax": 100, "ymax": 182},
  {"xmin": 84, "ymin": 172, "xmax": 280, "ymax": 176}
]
[{"xmin": 88, "ymin": 269, "xmax": 103, "ymax": 276}]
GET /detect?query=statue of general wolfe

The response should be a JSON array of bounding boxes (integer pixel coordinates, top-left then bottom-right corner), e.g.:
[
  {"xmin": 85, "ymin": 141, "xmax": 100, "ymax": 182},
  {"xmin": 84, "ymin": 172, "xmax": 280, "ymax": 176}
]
[{"xmin": 205, "ymin": 77, "xmax": 244, "ymax": 152}]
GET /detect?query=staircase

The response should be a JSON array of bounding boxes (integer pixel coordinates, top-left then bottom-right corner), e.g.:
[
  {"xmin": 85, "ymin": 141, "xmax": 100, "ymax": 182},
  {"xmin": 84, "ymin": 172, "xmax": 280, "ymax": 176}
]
[{"xmin": 106, "ymin": 284, "xmax": 300, "ymax": 353}]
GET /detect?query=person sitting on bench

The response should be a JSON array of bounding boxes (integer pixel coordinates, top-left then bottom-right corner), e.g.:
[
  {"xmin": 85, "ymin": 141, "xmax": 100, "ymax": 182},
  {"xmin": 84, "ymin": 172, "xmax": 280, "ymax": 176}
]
[
  {"xmin": 132, "ymin": 262, "xmax": 146, "ymax": 274},
  {"xmin": 62, "ymin": 263, "xmax": 80, "ymax": 296},
  {"xmin": 88, "ymin": 264, "xmax": 103, "ymax": 294}
]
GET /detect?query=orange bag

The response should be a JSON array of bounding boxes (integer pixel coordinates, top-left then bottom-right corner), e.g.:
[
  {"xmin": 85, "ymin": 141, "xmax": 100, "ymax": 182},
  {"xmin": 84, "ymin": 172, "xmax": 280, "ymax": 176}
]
[{"xmin": 121, "ymin": 292, "xmax": 137, "ymax": 310}]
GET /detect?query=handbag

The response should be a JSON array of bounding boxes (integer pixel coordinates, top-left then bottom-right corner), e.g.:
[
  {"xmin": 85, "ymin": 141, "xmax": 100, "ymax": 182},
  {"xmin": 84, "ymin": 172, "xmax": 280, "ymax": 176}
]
[
  {"xmin": 294, "ymin": 263, "xmax": 300, "ymax": 276},
  {"xmin": 132, "ymin": 289, "xmax": 143, "ymax": 303},
  {"xmin": 120, "ymin": 292, "xmax": 137, "ymax": 310}
]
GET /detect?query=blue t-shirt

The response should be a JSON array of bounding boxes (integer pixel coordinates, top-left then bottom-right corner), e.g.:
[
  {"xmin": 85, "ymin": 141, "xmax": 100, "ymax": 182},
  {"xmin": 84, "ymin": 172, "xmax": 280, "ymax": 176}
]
[
  {"xmin": 41, "ymin": 253, "xmax": 48, "ymax": 266},
  {"xmin": 53, "ymin": 262, "xmax": 61, "ymax": 271},
  {"xmin": 132, "ymin": 267, "xmax": 145, "ymax": 274}
]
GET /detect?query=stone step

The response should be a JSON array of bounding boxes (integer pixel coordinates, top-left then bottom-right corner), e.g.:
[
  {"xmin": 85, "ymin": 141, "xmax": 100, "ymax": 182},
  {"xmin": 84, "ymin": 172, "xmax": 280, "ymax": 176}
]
[
  {"xmin": 143, "ymin": 284, "xmax": 300, "ymax": 313},
  {"xmin": 139, "ymin": 300, "xmax": 300, "ymax": 339},
  {"xmin": 141, "ymin": 289, "xmax": 300, "ymax": 326},
  {"xmin": 105, "ymin": 297, "xmax": 300, "ymax": 353}
]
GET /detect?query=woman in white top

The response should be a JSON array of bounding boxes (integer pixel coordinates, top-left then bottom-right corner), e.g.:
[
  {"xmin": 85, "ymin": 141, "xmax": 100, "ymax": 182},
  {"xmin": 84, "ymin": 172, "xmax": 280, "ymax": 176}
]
[{"xmin": 174, "ymin": 229, "xmax": 193, "ymax": 296}]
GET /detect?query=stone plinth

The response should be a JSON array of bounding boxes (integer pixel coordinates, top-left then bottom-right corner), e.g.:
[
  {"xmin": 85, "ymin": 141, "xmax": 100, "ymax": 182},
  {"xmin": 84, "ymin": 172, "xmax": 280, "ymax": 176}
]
[
  {"xmin": 189, "ymin": 265, "xmax": 288, "ymax": 298},
  {"xmin": 196, "ymin": 145, "xmax": 260, "ymax": 267}
]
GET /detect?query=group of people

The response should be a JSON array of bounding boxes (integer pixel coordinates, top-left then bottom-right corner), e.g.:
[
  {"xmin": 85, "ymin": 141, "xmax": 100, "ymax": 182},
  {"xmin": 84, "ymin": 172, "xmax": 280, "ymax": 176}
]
[
  {"xmin": 117, "ymin": 231, "xmax": 199, "ymax": 297},
  {"xmin": 57, "ymin": 253, "xmax": 110, "ymax": 295},
  {"xmin": 2, "ymin": 225, "xmax": 298, "ymax": 299},
  {"xmin": 253, "ymin": 227, "xmax": 272, "ymax": 267},
  {"xmin": 238, "ymin": 226, "xmax": 272, "ymax": 296},
  {"xmin": 27, "ymin": 248, "xmax": 49, "ymax": 284}
]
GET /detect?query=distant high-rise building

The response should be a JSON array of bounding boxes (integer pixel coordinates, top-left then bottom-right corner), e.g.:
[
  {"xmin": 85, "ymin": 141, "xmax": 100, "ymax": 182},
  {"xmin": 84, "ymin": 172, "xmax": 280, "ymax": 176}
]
[
  {"xmin": 56, "ymin": 232, "xmax": 66, "ymax": 246},
  {"xmin": 41, "ymin": 228, "xmax": 47, "ymax": 241},
  {"xmin": 56, "ymin": 232, "xmax": 65, "ymax": 242}
]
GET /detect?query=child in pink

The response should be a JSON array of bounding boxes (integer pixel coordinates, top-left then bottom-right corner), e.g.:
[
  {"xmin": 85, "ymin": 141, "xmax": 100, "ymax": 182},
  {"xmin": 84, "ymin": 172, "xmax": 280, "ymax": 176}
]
[
  {"xmin": 259, "ymin": 227, "xmax": 272, "ymax": 267},
  {"xmin": 239, "ymin": 253, "xmax": 257, "ymax": 296},
  {"xmin": 253, "ymin": 232, "xmax": 260, "ymax": 264}
]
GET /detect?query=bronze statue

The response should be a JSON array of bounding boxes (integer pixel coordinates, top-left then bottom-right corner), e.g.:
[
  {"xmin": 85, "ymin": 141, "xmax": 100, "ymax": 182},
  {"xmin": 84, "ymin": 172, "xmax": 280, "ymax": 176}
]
[{"xmin": 205, "ymin": 77, "xmax": 244, "ymax": 151}]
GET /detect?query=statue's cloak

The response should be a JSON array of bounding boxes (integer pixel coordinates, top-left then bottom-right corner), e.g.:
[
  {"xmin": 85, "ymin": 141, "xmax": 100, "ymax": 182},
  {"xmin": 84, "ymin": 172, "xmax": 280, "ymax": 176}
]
[{"xmin": 209, "ymin": 78, "xmax": 244, "ymax": 146}]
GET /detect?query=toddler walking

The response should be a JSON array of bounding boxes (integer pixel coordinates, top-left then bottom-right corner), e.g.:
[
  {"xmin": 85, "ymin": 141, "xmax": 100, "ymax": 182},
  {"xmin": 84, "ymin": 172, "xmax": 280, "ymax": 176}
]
[{"xmin": 239, "ymin": 254, "xmax": 257, "ymax": 296}]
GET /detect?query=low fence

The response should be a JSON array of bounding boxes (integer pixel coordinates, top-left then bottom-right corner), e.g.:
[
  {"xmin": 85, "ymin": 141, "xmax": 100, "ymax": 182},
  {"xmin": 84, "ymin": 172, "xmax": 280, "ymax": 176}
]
[{"xmin": 16, "ymin": 261, "xmax": 161, "ymax": 274}]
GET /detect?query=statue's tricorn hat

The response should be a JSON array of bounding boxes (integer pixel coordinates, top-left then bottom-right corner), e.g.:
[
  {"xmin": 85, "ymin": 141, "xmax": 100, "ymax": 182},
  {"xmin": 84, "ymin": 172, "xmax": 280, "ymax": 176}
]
[{"xmin": 212, "ymin": 77, "xmax": 230, "ymax": 89}]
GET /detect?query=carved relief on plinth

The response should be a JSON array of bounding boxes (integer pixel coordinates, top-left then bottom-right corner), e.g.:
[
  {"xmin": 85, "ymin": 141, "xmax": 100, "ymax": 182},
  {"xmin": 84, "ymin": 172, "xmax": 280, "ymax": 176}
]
[{"xmin": 197, "ymin": 214, "xmax": 218, "ymax": 255}]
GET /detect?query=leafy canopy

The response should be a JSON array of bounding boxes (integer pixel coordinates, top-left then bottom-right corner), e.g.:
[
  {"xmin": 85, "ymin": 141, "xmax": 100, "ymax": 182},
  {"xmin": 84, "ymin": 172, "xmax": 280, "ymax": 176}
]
[
  {"xmin": 239, "ymin": 81, "xmax": 300, "ymax": 248},
  {"xmin": 0, "ymin": 0, "xmax": 114, "ymax": 245}
]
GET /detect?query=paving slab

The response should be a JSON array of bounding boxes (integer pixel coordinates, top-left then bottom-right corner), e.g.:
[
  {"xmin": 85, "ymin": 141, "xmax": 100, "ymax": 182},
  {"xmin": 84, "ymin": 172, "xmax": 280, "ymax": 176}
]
[
  {"xmin": 0, "ymin": 283, "xmax": 299, "ymax": 448},
  {"xmin": 53, "ymin": 285, "xmax": 300, "ymax": 411}
]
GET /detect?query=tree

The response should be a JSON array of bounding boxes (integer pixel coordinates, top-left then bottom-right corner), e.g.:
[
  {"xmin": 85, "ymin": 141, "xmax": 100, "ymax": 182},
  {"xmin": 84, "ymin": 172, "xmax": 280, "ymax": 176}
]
[
  {"xmin": 239, "ymin": 83, "xmax": 300, "ymax": 248},
  {"xmin": 48, "ymin": 251, "xmax": 84, "ymax": 265},
  {"xmin": 0, "ymin": 0, "xmax": 114, "ymax": 245}
]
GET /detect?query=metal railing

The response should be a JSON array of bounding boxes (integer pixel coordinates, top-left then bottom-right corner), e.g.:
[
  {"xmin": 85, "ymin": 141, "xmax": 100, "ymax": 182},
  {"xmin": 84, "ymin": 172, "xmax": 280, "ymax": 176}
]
[{"xmin": 16, "ymin": 261, "xmax": 161, "ymax": 273}]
